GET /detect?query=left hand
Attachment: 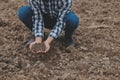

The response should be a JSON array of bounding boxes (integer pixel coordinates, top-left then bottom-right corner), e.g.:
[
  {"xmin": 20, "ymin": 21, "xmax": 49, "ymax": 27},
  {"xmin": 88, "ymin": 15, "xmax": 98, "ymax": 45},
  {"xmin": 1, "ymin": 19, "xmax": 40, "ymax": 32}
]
[
  {"xmin": 42, "ymin": 37, "xmax": 53, "ymax": 53},
  {"xmin": 43, "ymin": 41, "xmax": 51, "ymax": 53}
]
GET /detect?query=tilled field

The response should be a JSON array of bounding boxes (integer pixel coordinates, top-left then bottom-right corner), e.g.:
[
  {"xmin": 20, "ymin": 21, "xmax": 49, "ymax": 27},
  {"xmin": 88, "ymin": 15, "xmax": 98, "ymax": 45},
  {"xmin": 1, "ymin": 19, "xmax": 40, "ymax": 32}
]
[{"xmin": 0, "ymin": 0, "xmax": 120, "ymax": 80}]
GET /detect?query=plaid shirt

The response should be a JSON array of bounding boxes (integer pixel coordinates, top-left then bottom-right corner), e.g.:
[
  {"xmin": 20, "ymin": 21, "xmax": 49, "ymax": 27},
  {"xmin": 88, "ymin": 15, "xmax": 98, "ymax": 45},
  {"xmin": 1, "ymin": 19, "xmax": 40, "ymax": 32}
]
[{"xmin": 28, "ymin": 0, "xmax": 72, "ymax": 39}]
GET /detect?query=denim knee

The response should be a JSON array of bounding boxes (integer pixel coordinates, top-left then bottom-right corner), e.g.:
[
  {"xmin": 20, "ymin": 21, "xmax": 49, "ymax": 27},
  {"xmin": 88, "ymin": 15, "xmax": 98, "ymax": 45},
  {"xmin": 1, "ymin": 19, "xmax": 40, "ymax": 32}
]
[
  {"xmin": 65, "ymin": 12, "xmax": 80, "ymax": 29},
  {"xmin": 18, "ymin": 6, "xmax": 33, "ymax": 21}
]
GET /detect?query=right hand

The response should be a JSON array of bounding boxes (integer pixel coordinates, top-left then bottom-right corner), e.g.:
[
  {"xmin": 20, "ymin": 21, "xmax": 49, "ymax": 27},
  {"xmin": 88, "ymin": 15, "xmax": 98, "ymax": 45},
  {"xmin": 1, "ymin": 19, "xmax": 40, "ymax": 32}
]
[{"xmin": 29, "ymin": 37, "xmax": 42, "ymax": 53}]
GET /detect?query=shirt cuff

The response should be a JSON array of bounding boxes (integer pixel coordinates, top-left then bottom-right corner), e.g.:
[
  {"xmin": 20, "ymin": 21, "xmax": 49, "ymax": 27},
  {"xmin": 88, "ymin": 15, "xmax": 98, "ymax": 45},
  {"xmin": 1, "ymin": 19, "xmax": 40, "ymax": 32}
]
[
  {"xmin": 34, "ymin": 33, "xmax": 44, "ymax": 38},
  {"xmin": 49, "ymin": 33, "xmax": 58, "ymax": 39}
]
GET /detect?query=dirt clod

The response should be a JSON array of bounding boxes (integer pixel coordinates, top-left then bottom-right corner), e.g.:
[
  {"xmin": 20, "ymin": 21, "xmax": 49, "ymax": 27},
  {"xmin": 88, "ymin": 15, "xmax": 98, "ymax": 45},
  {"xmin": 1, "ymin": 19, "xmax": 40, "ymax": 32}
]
[{"xmin": 31, "ymin": 43, "xmax": 46, "ymax": 52}]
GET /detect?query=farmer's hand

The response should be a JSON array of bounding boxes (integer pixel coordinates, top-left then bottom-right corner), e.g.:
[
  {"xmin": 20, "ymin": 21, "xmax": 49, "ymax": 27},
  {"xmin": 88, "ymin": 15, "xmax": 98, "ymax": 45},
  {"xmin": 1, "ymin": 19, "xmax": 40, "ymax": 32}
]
[
  {"xmin": 29, "ymin": 37, "xmax": 42, "ymax": 53},
  {"xmin": 44, "ymin": 41, "xmax": 50, "ymax": 53},
  {"xmin": 43, "ymin": 37, "xmax": 54, "ymax": 53}
]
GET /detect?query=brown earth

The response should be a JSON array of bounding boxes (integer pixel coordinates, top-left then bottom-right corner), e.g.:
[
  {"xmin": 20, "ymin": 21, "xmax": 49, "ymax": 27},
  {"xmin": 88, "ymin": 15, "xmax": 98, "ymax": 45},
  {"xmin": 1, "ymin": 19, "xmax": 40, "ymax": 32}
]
[
  {"xmin": 31, "ymin": 43, "xmax": 46, "ymax": 53},
  {"xmin": 0, "ymin": 0, "xmax": 120, "ymax": 80}
]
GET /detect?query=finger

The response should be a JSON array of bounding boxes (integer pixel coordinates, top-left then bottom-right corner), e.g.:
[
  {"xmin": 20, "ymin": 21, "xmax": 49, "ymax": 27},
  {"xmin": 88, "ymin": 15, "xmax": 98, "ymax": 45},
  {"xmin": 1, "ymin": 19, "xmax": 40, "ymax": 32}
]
[
  {"xmin": 29, "ymin": 44, "xmax": 32, "ymax": 50},
  {"xmin": 36, "ymin": 50, "xmax": 44, "ymax": 54},
  {"xmin": 38, "ymin": 50, "xmax": 47, "ymax": 54},
  {"xmin": 31, "ymin": 48, "xmax": 37, "ymax": 53},
  {"xmin": 44, "ymin": 47, "xmax": 50, "ymax": 53},
  {"xmin": 32, "ymin": 48, "xmax": 43, "ymax": 54},
  {"xmin": 32, "ymin": 50, "xmax": 37, "ymax": 53},
  {"xmin": 29, "ymin": 42, "xmax": 35, "ymax": 50},
  {"xmin": 37, "ymin": 48, "xmax": 48, "ymax": 53},
  {"xmin": 30, "ymin": 49, "xmax": 36, "ymax": 53}
]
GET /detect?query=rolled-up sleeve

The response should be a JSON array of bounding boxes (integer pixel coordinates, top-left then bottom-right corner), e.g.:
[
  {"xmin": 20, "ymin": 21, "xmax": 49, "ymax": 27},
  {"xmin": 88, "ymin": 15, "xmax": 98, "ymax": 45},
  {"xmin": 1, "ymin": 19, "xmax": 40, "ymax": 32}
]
[
  {"xmin": 29, "ymin": 0, "xmax": 44, "ymax": 38},
  {"xmin": 49, "ymin": 0, "xmax": 72, "ymax": 39}
]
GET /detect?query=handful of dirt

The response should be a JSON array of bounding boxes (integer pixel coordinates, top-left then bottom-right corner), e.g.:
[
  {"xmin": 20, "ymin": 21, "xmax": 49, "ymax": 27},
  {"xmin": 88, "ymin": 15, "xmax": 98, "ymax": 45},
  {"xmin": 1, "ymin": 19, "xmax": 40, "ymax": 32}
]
[{"xmin": 31, "ymin": 42, "xmax": 46, "ymax": 52}]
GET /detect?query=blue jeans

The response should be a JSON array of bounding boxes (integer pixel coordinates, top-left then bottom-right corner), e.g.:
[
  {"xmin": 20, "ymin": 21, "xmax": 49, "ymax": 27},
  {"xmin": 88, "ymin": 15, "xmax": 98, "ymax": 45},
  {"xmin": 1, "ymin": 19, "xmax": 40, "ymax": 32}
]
[{"xmin": 18, "ymin": 6, "xmax": 79, "ymax": 38}]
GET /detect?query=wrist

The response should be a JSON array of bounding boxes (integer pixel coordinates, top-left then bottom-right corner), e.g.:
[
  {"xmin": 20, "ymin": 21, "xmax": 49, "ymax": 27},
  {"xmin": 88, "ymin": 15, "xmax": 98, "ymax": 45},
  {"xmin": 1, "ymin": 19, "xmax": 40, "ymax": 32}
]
[
  {"xmin": 45, "ymin": 37, "xmax": 54, "ymax": 45},
  {"xmin": 35, "ymin": 37, "xmax": 42, "ymax": 43}
]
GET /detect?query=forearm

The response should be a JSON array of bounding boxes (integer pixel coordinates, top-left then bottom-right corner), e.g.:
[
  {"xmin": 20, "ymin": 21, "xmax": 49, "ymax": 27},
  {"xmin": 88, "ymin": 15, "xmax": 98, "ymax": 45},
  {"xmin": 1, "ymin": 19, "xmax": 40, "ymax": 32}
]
[
  {"xmin": 29, "ymin": 0, "xmax": 44, "ymax": 38},
  {"xmin": 49, "ymin": 0, "xmax": 72, "ymax": 39},
  {"xmin": 45, "ymin": 37, "xmax": 54, "ymax": 45}
]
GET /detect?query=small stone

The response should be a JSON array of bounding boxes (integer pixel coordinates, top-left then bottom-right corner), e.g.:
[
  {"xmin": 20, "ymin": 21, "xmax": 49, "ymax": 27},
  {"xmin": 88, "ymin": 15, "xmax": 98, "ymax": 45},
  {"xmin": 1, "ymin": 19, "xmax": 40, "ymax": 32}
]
[{"xmin": 80, "ymin": 46, "xmax": 88, "ymax": 51}]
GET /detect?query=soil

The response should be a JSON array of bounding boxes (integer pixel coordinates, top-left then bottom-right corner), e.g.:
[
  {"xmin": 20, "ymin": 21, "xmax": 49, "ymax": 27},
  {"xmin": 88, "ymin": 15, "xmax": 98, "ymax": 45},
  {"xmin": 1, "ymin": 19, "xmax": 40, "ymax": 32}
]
[
  {"xmin": 31, "ymin": 43, "xmax": 46, "ymax": 52},
  {"xmin": 0, "ymin": 0, "xmax": 120, "ymax": 80}
]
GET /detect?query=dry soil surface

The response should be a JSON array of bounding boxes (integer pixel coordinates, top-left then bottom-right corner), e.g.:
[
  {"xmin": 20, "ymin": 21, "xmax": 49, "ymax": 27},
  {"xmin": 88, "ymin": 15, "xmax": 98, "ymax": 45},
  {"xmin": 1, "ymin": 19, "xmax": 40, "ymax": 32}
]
[{"xmin": 0, "ymin": 0, "xmax": 120, "ymax": 80}]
